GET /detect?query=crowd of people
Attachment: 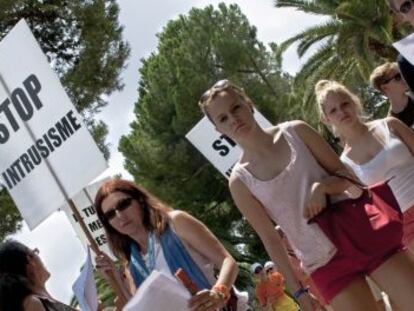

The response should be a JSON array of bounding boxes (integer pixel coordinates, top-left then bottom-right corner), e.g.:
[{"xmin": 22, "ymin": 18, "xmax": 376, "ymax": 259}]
[{"xmin": 2, "ymin": 1, "xmax": 414, "ymax": 310}]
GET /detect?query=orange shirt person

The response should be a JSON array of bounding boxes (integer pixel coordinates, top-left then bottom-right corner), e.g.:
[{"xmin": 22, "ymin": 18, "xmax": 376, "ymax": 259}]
[{"xmin": 252, "ymin": 263, "xmax": 299, "ymax": 311}]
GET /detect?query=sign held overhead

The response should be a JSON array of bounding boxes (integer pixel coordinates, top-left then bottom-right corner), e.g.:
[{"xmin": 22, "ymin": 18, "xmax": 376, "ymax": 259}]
[{"xmin": 0, "ymin": 20, "xmax": 107, "ymax": 229}]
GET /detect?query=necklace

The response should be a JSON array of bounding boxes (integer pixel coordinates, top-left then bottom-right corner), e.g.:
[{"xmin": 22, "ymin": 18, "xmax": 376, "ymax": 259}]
[{"xmin": 132, "ymin": 231, "xmax": 157, "ymax": 278}]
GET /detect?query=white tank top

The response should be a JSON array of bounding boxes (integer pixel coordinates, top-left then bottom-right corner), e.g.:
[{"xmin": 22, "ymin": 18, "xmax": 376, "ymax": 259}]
[
  {"xmin": 231, "ymin": 122, "xmax": 337, "ymax": 273},
  {"xmin": 341, "ymin": 120, "xmax": 414, "ymax": 212}
]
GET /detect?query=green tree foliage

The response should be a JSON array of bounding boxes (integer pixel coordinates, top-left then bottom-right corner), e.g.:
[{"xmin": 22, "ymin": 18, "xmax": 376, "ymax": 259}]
[
  {"xmin": 119, "ymin": 3, "xmax": 295, "ymax": 288},
  {"xmin": 0, "ymin": 189, "xmax": 22, "ymax": 240},
  {"xmin": 274, "ymin": 0, "xmax": 411, "ymax": 104},
  {"xmin": 0, "ymin": 0, "xmax": 129, "ymax": 238},
  {"xmin": 0, "ymin": 0, "xmax": 130, "ymax": 114}
]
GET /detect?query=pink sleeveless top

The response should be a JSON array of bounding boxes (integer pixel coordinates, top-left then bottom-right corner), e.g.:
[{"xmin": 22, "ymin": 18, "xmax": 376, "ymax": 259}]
[{"xmin": 231, "ymin": 122, "xmax": 337, "ymax": 273}]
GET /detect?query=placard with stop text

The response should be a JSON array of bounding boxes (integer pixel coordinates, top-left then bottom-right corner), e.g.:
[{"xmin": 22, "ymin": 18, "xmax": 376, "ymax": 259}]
[{"xmin": 0, "ymin": 20, "xmax": 107, "ymax": 229}]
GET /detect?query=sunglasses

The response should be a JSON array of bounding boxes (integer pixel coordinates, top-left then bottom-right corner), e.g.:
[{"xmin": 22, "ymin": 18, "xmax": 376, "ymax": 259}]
[
  {"xmin": 104, "ymin": 197, "xmax": 134, "ymax": 221},
  {"xmin": 199, "ymin": 79, "xmax": 246, "ymax": 105},
  {"xmin": 382, "ymin": 73, "xmax": 402, "ymax": 85},
  {"xmin": 400, "ymin": 0, "xmax": 414, "ymax": 14},
  {"xmin": 266, "ymin": 267, "xmax": 274, "ymax": 273},
  {"xmin": 254, "ymin": 266, "xmax": 263, "ymax": 274}
]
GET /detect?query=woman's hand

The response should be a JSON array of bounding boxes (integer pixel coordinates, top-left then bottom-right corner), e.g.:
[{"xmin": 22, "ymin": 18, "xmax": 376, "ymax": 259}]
[
  {"xmin": 188, "ymin": 289, "xmax": 225, "ymax": 311},
  {"xmin": 304, "ymin": 182, "xmax": 327, "ymax": 220},
  {"xmin": 95, "ymin": 252, "xmax": 119, "ymax": 280},
  {"xmin": 297, "ymin": 292, "xmax": 317, "ymax": 311}
]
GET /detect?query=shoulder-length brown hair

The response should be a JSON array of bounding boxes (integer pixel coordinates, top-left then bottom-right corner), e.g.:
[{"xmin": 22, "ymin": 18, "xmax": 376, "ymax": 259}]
[{"xmin": 95, "ymin": 179, "xmax": 172, "ymax": 261}]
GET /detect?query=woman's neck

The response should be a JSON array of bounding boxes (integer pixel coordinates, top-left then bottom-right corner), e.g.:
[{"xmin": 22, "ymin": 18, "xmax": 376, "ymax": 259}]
[
  {"xmin": 389, "ymin": 93, "xmax": 409, "ymax": 114},
  {"xmin": 237, "ymin": 125, "xmax": 274, "ymax": 156},
  {"xmin": 339, "ymin": 120, "xmax": 368, "ymax": 146},
  {"xmin": 131, "ymin": 229, "xmax": 149, "ymax": 253}
]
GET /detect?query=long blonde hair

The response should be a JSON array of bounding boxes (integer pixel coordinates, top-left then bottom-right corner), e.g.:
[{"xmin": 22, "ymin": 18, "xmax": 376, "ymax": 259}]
[{"xmin": 314, "ymin": 80, "xmax": 363, "ymax": 122}]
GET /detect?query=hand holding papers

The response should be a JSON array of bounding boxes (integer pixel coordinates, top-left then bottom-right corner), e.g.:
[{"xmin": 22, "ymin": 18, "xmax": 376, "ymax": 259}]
[{"xmin": 123, "ymin": 270, "xmax": 191, "ymax": 311}]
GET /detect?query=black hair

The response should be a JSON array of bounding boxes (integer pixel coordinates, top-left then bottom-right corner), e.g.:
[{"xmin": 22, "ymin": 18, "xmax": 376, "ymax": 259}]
[
  {"xmin": 0, "ymin": 273, "xmax": 32, "ymax": 311},
  {"xmin": 0, "ymin": 240, "xmax": 31, "ymax": 277}
]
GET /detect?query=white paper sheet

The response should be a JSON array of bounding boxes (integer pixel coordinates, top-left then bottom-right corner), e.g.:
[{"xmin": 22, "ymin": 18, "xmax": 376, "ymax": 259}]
[
  {"xmin": 393, "ymin": 33, "xmax": 414, "ymax": 65},
  {"xmin": 72, "ymin": 248, "xmax": 98, "ymax": 311},
  {"xmin": 123, "ymin": 270, "xmax": 191, "ymax": 311}
]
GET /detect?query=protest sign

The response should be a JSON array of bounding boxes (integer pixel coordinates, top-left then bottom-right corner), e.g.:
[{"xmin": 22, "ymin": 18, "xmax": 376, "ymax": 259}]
[
  {"xmin": 0, "ymin": 20, "xmax": 107, "ymax": 228},
  {"xmin": 62, "ymin": 177, "xmax": 114, "ymax": 258}
]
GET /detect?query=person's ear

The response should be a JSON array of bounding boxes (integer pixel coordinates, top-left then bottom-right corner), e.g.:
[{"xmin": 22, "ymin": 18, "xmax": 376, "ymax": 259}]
[{"xmin": 380, "ymin": 84, "xmax": 388, "ymax": 94}]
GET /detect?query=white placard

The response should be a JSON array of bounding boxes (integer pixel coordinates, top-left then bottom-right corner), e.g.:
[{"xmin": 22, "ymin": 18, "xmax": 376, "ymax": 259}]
[
  {"xmin": 0, "ymin": 20, "xmax": 107, "ymax": 229},
  {"xmin": 186, "ymin": 110, "xmax": 272, "ymax": 178},
  {"xmin": 62, "ymin": 178, "xmax": 114, "ymax": 258},
  {"xmin": 393, "ymin": 33, "xmax": 414, "ymax": 66}
]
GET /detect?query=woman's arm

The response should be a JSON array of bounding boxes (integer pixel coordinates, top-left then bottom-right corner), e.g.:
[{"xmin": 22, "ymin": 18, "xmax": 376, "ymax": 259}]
[
  {"xmin": 294, "ymin": 120, "xmax": 351, "ymax": 191},
  {"xmin": 171, "ymin": 210, "xmax": 238, "ymax": 289},
  {"xmin": 170, "ymin": 210, "xmax": 238, "ymax": 311},
  {"xmin": 293, "ymin": 121, "xmax": 359, "ymax": 219},
  {"xmin": 229, "ymin": 177, "xmax": 314, "ymax": 311},
  {"xmin": 387, "ymin": 117, "xmax": 414, "ymax": 155}
]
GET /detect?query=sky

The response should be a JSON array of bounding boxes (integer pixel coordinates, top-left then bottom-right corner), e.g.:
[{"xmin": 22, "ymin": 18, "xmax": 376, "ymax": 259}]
[{"xmin": 9, "ymin": 0, "xmax": 325, "ymax": 304}]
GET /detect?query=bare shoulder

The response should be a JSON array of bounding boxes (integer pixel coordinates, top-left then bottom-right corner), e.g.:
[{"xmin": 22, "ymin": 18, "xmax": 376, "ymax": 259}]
[
  {"xmin": 384, "ymin": 116, "xmax": 404, "ymax": 129},
  {"xmin": 264, "ymin": 122, "xmax": 301, "ymax": 140},
  {"xmin": 288, "ymin": 120, "xmax": 320, "ymax": 141},
  {"xmin": 264, "ymin": 121, "xmax": 306, "ymax": 134},
  {"xmin": 23, "ymin": 295, "xmax": 46, "ymax": 311},
  {"xmin": 168, "ymin": 210, "xmax": 191, "ymax": 224}
]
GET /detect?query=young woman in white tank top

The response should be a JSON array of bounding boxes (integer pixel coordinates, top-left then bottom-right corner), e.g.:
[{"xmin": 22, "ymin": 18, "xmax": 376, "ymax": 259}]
[
  {"xmin": 198, "ymin": 80, "xmax": 414, "ymax": 311},
  {"xmin": 315, "ymin": 80, "xmax": 414, "ymax": 254}
]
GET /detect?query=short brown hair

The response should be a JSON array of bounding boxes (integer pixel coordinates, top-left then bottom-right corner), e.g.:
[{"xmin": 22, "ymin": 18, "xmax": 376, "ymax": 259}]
[
  {"xmin": 370, "ymin": 62, "xmax": 399, "ymax": 92},
  {"xmin": 95, "ymin": 179, "xmax": 171, "ymax": 261}
]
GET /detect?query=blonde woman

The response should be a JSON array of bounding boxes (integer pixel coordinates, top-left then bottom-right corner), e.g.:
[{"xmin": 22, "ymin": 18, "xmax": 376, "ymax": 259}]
[{"xmin": 199, "ymin": 79, "xmax": 414, "ymax": 311}]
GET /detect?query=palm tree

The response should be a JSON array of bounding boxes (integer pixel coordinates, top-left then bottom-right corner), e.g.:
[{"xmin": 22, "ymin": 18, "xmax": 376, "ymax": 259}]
[{"xmin": 274, "ymin": 0, "xmax": 405, "ymax": 103}]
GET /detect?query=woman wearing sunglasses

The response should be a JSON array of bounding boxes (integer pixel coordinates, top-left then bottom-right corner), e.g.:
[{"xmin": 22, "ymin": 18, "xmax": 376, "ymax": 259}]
[
  {"xmin": 94, "ymin": 178, "xmax": 241, "ymax": 311},
  {"xmin": 0, "ymin": 240, "xmax": 76, "ymax": 311},
  {"xmin": 198, "ymin": 79, "xmax": 414, "ymax": 311},
  {"xmin": 370, "ymin": 62, "xmax": 414, "ymax": 130}
]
